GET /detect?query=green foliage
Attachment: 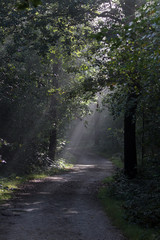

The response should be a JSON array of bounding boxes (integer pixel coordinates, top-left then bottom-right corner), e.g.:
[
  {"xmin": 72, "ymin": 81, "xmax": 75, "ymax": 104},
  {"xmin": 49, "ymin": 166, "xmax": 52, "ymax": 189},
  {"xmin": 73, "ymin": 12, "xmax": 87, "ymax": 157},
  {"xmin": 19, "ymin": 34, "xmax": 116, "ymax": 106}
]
[
  {"xmin": 98, "ymin": 182, "xmax": 158, "ymax": 240},
  {"xmin": 1, "ymin": 0, "xmax": 159, "ymax": 182},
  {"xmin": 0, "ymin": 0, "xmax": 101, "ymax": 173},
  {"xmin": 99, "ymin": 0, "xmax": 160, "ymax": 105},
  {"xmin": 88, "ymin": 0, "xmax": 160, "ymax": 171},
  {"xmin": 107, "ymin": 157, "xmax": 160, "ymax": 229},
  {"xmin": 110, "ymin": 155, "xmax": 123, "ymax": 169},
  {"xmin": 0, "ymin": 153, "xmax": 74, "ymax": 202}
]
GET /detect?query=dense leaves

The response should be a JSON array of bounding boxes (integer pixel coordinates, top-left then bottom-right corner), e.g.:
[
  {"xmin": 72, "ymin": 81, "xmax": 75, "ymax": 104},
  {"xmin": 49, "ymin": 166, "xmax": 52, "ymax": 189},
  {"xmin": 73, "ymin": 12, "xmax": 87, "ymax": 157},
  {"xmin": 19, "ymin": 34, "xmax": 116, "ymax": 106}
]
[
  {"xmin": 108, "ymin": 157, "xmax": 160, "ymax": 229},
  {"xmin": 90, "ymin": 0, "xmax": 160, "ymax": 162},
  {"xmin": 0, "ymin": 0, "xmax": 160, "ymax": 235},
  {"xmin": 0, "ymin": 0, "xmax": 94, "ymax": 173}
]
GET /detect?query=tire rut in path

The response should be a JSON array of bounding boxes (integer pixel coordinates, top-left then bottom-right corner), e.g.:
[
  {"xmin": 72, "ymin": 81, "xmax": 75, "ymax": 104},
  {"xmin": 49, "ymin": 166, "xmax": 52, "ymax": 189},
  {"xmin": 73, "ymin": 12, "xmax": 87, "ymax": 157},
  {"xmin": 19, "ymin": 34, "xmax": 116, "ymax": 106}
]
[{"xmin": 0, "ymin": 153, "xmax": 126, "ymax": 240}]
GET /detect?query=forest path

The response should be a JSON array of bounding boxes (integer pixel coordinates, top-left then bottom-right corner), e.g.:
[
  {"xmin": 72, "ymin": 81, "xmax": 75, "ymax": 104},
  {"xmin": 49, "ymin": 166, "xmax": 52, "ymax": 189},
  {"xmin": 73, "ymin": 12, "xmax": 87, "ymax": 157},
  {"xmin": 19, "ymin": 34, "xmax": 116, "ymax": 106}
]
[{"xmin": 0, "ymin": 153, "xmax": 125, "ymax": 240}]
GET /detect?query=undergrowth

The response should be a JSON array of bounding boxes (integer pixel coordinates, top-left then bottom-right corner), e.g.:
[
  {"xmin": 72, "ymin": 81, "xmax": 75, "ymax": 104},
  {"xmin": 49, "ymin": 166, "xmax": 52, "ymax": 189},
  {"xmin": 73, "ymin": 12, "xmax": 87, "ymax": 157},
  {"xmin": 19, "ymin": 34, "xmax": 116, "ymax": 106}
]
[
  {"xmin": 99, "ymin": 156, "xmax": 160, "ymax": 240},
  {"xmin": 0, "ymin": 155, "xmax": 73, "ymax": 203}
]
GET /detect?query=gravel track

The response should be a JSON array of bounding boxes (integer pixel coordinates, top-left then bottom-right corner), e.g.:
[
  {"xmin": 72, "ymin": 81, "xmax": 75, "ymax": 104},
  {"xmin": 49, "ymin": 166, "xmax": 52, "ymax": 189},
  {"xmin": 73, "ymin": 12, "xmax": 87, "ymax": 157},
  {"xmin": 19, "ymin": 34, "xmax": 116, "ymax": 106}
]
[{"xmin": 0, "ymin": 153, "xmax": 126, "ymax": 240}]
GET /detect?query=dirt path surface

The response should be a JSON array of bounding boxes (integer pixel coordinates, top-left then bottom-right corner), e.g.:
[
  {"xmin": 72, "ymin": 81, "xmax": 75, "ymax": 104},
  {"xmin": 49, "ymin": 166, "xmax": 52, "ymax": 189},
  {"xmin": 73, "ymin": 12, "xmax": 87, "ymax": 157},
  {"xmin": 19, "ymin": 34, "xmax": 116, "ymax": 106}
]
[{"xmin": 0, "ymin": 153, "xmax": 125, "ymax": 240}]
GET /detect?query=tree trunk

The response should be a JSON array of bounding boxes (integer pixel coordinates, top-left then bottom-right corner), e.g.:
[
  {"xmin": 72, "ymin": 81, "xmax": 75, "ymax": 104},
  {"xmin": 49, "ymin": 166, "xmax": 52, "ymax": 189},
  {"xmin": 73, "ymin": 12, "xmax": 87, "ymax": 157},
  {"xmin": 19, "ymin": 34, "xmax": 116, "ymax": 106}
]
[
  {"xmin": 120, "ymin": 0, "xmax": 136, "ymax": 22},
  {"xmin": 122, "ymin": 0, "xmax": 138, "ymax": 178},
  {"xmin": 141, "ymin": 111, "xmax": 145, "ymax": 164},
  {"xmin": 124, "ymin": 95, "xmax": 137, "ymax": 178},
  {"xmin": 94, "ymin": 102, "xmax": 100, "ymax": 146},
  {"xmin": 48, "ymin": 61, "xmax": 59, "ymax": 161},
  {"xmin": 48, "ymin": 128, "xmax": 57, "ymax": 160}
]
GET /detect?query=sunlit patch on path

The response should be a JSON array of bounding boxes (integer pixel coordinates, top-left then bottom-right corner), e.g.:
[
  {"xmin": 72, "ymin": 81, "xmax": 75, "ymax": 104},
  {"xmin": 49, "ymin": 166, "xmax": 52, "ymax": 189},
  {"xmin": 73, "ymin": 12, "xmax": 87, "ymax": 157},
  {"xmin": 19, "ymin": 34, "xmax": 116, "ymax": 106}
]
[{"xmin": 0, "ymin": 154, "xmax": 125, "ymax": 240}]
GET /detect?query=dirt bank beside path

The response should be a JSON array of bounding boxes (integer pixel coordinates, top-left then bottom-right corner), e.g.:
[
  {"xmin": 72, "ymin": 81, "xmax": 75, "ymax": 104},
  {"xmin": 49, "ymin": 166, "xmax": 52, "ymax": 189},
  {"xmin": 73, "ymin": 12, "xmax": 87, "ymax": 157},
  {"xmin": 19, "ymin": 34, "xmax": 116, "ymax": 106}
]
[{"xmin": 0, "ymin": 153, "xmax": 125, "ymax": 240}]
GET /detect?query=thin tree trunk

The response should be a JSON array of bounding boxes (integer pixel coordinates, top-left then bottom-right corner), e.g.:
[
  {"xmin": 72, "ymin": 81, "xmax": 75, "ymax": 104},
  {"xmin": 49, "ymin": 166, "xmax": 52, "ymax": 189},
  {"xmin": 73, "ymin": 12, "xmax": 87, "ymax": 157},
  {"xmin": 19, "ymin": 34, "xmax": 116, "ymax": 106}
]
[
  {"xmin": 124, "ymin": 94, "xmax": 137, "ymax": 178},
  {"xmin": 48, "ymin": 62, "xmax": 59, "ymax": 161},
  {"xmin": 141, "ymin": 111, "xmax": 145, "ymax": 163},
  {"xmin": 49, "ymin": 128, "xmax": 57, "ymax": 160},
  {"xmin": 94, "ymin": 102, "xmax": 100, "ymax": 146}
]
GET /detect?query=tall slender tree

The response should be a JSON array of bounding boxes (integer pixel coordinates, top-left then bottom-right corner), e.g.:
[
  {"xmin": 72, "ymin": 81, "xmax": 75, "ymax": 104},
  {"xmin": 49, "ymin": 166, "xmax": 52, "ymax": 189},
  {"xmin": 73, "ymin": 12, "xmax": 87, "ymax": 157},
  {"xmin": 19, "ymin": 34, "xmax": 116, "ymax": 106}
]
[{"xmin": 121, "ymin": 0, "xmax": 138, "ymax": 178}]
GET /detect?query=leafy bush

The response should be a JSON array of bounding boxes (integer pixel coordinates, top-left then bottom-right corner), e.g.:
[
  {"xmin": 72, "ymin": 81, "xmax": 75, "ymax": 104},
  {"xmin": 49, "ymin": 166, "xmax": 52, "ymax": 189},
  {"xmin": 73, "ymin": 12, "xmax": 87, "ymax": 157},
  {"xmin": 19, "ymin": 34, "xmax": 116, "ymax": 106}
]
[{"xmin": 107, "ymin": 157, "xmax": 160, "ymax": 229}]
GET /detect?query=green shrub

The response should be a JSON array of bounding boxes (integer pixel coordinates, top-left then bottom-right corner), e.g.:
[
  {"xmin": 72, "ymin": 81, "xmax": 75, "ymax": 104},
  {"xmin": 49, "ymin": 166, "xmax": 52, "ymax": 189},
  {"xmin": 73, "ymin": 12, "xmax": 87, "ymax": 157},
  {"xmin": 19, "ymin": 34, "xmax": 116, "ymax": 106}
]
[{"xmin": 107, "ymin": 157, "xmax": 160, "ymax": 229}]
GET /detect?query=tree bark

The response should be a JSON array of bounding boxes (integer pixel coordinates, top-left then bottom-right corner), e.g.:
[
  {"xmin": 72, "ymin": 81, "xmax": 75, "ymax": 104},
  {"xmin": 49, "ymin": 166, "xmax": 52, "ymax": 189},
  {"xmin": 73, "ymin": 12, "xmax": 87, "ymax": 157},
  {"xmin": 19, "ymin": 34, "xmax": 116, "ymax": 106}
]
[
  {"xmin": 48, "ymin": 61, "xmax": 59, "ymax": 161},
  {"xmin": 124, "ymin": 94, "xmax": 137, "ymax": 178},
  {"xmin": 120, "ymin": 0, "xmax": 136, "ymax": 22},
  {"xmin": 48, "ymin": 128, "xmax": 57, "ymax": 160},
  {"xmin": 94, "ymin": 102, "xmax": 100, "ymax": 146},
  {"xmin": 121, "ymin": 0, "xmax": 139, "ymax": 178},
  {"xmin": 141, "ymin": 111, "xmax": 145, "ymax": 164}
]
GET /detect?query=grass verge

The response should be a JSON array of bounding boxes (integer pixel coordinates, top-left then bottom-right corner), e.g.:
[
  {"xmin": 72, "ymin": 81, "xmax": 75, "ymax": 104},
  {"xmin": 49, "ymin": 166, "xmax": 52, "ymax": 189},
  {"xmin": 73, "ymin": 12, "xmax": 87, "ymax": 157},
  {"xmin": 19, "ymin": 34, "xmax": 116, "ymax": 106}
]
[
  {"xmin": 98, "ymin": 154, "xmax": 160, "ymax": 240},
  {"xmin": 98, "ymin": 184, "xmax": 157, "ymax": 240},
  {"xmin": 92, "ymin": 149, "xmax": 123, "ymax": 169},
  {"xmin": 109, "ymin": 155, "xmax": 123, "ymax": 169},
  {"xmin": 0, "ymin": 158, "xmax": 73, "ymax": 203},
  {"xmin": 99, "ymin": 149, "xmax": 160, "ymax": 240}
]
